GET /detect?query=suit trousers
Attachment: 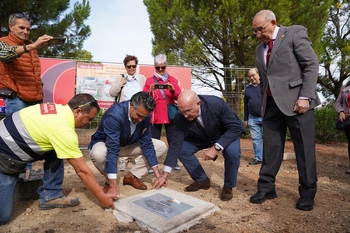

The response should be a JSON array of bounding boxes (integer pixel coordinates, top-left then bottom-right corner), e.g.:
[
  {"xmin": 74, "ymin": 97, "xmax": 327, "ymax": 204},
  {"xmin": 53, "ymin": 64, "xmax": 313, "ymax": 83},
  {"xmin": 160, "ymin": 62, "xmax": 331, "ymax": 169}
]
[
  {"xmin": 89, "ymin": 139, "xmax": 167, "ymax": 179},
  {"xmin": 179, "ymin": 138, "xmax": 241, "ymax": 188},
  {"xmin": 258, "ymin": 96, "xmax": 317, "ymax": 198}
]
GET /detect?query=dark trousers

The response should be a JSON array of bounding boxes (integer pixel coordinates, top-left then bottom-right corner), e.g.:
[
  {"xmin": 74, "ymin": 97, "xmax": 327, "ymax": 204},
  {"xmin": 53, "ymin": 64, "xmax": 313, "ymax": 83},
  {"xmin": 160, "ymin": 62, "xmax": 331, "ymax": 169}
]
[
  {"xmin": 258, "ymin": 96, "xmax": 317, "ymax": 198},
  {"xmin": 179, "ymin": 138, "xmax": 241, "ymax": 188},
  {"xmin": 151, "ymin": 124, "xmax": 175, "ymax": 144}
]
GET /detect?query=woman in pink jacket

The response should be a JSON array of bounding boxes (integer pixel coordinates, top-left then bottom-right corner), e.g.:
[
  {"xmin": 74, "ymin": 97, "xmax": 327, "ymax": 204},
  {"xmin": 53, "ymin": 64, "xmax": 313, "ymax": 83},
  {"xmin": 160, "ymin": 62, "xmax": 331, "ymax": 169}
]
[{"xmin": 143, "ymin": 54, "xmax": 182, "ymax": 170}]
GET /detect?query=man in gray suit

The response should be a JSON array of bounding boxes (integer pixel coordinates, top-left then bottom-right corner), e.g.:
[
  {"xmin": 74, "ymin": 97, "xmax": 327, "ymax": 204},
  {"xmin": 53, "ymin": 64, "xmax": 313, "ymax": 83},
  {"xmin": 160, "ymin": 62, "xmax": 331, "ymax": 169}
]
[{"xmin": 249, "ymin": 9, "xmax": 320, "ymax": 211}]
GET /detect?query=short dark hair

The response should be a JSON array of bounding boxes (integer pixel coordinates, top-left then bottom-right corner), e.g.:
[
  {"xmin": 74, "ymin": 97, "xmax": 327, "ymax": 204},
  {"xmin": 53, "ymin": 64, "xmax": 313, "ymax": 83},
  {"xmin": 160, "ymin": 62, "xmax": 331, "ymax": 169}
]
[
  {"xmin": 130, "ymin": 91, "xmax": 155, "ymax": 112},
  {"xmin": 68, "ymin": 93, "xmax": 100, "ymax": 113},
  {"xmin": 123, "ymin": 55, "xmax": 138, "ymax": 66}
]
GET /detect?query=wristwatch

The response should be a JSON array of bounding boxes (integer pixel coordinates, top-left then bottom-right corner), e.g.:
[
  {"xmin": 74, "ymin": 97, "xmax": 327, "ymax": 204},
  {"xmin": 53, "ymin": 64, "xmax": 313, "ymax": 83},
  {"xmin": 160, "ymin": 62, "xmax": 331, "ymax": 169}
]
[{"xmin": 214, "ymin": 143, "xmax": 221, "ymax": 151}]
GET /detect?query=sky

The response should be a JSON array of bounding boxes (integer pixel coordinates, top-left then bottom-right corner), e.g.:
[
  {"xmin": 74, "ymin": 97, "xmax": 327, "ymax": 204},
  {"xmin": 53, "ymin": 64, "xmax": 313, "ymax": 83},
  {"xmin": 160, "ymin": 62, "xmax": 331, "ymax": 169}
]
[{"xmin": 71, "ymin": 0, "xmax": 154, "ymax": 64}]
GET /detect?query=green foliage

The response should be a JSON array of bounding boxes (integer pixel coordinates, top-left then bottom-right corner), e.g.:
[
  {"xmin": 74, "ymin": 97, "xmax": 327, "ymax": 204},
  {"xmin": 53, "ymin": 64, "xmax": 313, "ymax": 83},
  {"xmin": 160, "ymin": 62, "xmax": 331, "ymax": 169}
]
[
  {"xmin": 318, "ymin": 0, "xmax": 350, "ymax": 99},
  {"xmin": 314, "ymin": 104, "xmax": 346, "ymax": 143},
  {"xmin": 0, "ymin": 0, "xmax": 92, "ymax": 60}
]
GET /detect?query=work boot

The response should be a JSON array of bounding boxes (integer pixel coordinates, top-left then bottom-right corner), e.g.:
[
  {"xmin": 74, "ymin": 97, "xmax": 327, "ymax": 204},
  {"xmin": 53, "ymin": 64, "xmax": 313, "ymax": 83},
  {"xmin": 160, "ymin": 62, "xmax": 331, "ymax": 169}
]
[{"xmin": 38, "ymin": 196, "xmax": 80, "ymax": 210}]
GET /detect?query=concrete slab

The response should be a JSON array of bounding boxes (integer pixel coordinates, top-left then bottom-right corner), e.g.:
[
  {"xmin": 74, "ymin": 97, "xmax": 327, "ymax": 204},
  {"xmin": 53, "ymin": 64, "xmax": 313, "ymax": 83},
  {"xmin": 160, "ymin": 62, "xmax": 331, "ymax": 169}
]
[
  {"xmin": 283, "ymin": 152, "xmax": 296, "ymax": 160},
  {"xmin": 114, "ymin": 187, "xmax": 219, "ymax": 233}
]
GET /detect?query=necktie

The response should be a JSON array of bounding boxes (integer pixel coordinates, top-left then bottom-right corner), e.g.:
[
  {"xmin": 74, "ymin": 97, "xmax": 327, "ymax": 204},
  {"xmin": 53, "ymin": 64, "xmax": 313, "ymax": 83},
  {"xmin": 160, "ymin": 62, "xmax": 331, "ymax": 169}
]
[
  {"xmin": 195, "ymin": 118, "xmax": 206, "ymax": 136},
  {"xmin": 266, "ymin": 39, "xmax": 274, "ymax": 96},
  {"xmin": 266, "ymin": 39, "xmax": 274, "ymax": 68}
]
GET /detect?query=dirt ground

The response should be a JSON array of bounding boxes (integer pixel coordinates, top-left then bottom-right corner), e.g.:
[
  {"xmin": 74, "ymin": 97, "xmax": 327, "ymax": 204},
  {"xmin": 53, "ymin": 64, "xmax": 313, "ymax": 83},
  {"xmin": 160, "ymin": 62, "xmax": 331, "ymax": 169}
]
[{"xmin": 1, "ymin": 138, "xmax": 350, "ymax": 233}]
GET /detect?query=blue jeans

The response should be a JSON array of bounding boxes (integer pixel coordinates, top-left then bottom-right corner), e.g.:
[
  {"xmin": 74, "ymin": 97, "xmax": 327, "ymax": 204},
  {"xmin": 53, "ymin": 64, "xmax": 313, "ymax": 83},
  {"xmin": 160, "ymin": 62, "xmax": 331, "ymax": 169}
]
[
  {"xmin": 248, "ymin": 115, "xmax": 263, "ymax": 161},
  {"xmin": 178, "ymin": 138, "xmax": 241, "ymax": 188},
  {"xmin": 0, "ymin": 172, "xmax": 18, "ymax": 225},
  {"xmin": 0, "ymin": 152, "xmax": 64, "ymax": 225}
]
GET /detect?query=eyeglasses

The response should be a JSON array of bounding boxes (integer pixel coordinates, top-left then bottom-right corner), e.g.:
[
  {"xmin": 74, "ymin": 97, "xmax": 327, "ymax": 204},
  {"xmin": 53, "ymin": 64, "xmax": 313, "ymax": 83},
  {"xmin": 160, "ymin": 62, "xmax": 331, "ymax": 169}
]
[
  {"xmin": 126, "ymin": 65, "xmax": 137, "ymax": 69},
  {"xmin": 252, "ymin": 22, "xmax": 270, "ymax": 35},
  {"xmin": 9, "ymin": 13, "xmax": 31, "ymax": 22},
  {"xmin": 155, "ymin": 66, "xmax": 166, "ymax": 71},
  {"xmin": 74, "ymin": 100, "xmax": 99, "ymax": 109}
]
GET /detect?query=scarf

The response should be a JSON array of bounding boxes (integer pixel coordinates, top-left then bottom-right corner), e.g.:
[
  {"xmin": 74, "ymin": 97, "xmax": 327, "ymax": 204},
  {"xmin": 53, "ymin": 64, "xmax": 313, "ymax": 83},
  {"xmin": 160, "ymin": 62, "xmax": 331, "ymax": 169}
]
[{"xmin": 154, "ymin": 71, "xmax": 168, "ymax": 82}]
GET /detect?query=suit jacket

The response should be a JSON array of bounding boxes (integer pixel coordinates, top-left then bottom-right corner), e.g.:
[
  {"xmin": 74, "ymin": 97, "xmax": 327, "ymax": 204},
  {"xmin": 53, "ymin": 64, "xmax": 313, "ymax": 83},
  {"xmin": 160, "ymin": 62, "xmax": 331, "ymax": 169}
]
[
  {"xmin": 164, "ymin": 95, "xmax": 246, "ymax": 167},
  {"xmin": 255, "ymin": 25, "xmax": 321, "ymax": 117},
  {"xmin": 88, "ymin": 101, "xmax": 157, "ymax": 174}
]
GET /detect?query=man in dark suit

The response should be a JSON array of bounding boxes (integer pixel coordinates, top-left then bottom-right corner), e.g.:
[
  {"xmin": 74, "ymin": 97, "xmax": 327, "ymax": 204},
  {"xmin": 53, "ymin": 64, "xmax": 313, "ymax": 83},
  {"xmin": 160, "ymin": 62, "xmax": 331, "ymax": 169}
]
[
  {"xmin": 250, "ymin": 9, "xmax": 320, "ymax": 211},
  {"xmin": 152, "ymin": 90, "xmax": 245, "ymax": 201},
  {"xmin": 89, "ymin": 91, "xmax": 167, "ymax": 199}
]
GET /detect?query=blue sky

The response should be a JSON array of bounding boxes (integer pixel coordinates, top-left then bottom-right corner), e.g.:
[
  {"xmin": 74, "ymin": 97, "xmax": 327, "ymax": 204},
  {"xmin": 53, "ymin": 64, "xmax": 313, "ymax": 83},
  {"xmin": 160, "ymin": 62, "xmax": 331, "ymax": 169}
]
[{"xmin": 71, "ymin": 0, "xmax": 154, "ymax": 64}]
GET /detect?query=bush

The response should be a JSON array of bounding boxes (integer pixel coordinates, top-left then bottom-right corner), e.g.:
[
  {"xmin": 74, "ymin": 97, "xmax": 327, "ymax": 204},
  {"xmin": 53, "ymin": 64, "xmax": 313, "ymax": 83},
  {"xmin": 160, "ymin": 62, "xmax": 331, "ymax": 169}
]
[{"xmin": 314, "ymin": 104, "xmax": 346, "ymax": 143}]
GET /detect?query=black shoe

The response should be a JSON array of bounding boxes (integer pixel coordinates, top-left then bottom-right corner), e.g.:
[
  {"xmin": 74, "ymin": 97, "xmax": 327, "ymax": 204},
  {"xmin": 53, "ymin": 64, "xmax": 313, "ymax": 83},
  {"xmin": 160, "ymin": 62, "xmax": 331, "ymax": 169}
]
[
  {"xmin": 250, "ymin": 191, "xmax": 277, "ymax": 204},
  {"xmin": 295, "ymin": 197, "xmax": 314, "ymax": 211},
  {"xmin": 249, "ymin": 159, "xmax": 262, "ymax": 165}
]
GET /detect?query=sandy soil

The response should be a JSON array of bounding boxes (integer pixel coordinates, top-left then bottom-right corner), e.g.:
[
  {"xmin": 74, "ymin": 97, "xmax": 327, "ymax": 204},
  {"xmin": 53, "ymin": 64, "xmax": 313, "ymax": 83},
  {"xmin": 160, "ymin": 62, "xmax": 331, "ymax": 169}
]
[{"xmin": 1, "ymin": 139, "xmax": 350, "ymax": 233}]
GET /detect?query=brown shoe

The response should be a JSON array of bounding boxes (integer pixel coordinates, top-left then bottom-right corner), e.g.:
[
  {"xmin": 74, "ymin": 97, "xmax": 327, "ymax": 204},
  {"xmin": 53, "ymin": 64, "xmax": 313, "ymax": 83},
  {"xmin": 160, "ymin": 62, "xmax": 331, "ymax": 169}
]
[
  {"xmin": 123, "ymin": 175, "xmax": 147, "ymax": 190},
  {"xmin": 185, "ymin": 177, "xmax": 210, "ymax": 192},
  {"xmin": 220, "ymin": 185, "xmax": 233, "ymax": 201},
  {"xmin": 38, "ymin": 196, "xmax": 80, "ymax": 210}
]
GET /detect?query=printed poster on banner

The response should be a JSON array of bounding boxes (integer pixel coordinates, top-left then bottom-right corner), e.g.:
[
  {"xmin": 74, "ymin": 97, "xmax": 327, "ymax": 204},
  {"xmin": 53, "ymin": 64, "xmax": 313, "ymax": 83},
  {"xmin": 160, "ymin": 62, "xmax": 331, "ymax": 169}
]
[{"xmin": 76, "ymin": 62, "xmax": 125, "ymax": 109}]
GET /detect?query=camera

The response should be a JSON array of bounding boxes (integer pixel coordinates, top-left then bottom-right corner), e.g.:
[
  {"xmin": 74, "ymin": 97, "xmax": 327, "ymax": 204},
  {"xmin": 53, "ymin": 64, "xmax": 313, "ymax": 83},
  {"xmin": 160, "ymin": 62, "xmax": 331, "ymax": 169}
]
[
  {"xmin": 47, "ymin": 37, "xmax": 66, "ymax": 46},
  {"xmin": 154, "ymin": 84, "xmax": 168, "ymax": 89}
]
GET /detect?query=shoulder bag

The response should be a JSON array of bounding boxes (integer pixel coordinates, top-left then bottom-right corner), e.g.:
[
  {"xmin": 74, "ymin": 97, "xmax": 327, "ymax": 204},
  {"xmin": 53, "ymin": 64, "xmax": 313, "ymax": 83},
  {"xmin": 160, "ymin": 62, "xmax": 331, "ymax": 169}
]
[{"xmin": 114, "ymin": 74, "xmax": 125, "ymax": 104}]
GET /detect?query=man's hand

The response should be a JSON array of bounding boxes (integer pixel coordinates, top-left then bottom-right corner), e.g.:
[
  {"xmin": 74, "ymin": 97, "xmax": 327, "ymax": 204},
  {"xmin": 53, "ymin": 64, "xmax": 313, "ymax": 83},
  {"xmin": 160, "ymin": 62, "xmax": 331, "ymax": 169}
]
[
  {"xmin": 33, "ymin": 34, "xmax": 53, "ymax": 49},
  {"xmin": 152, "ymin": 175, "xmax": 168, "ymax": 190},
  {"xmin": 293, "ymin": 99, "xmax": 310, "ymax": 114},
  {"xmin": 98, "ymin": 192, "xmax": 117, "ymax": 210},
  {"xmin": 202, "ymin": 146, "xmax": 218, "ymax": 161},
  {"xmin": 244, "ymin": 121, "xmax": 248, "ymax": 127}
]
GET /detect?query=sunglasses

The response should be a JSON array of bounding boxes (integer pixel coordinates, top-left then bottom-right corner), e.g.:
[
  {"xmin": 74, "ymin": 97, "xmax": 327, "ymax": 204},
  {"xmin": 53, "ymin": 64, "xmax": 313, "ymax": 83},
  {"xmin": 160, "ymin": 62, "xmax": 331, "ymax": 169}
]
[
  {"xmin": 74, "ymin": 100, "xmax": 99, "ymax": 109},
  {"xmin": 126, "ymin": 65, "xmax": 137, "ymax": 69},
  {"xmin": 9, "ymin": 13, "xmax": 31, "ymax": 22},
  {"xmin": 155, "ymin": 66, "xmax": 166, "ymax": 71}
]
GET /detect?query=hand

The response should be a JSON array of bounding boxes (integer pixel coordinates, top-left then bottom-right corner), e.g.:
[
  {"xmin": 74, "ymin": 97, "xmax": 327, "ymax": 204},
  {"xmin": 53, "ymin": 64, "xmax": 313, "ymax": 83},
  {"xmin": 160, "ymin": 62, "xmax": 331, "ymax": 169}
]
[
  {"xmin": 98, "ymin": 192, "xmax": 117, "ymax": 210},
  {"xmin": 149, "ymin": 84, "xmax": 156, "ymax": 93},
  {"xmin": 152, "ymin": 176, "xmax": 168, "ymax": 189},
  {"xmin": 293, "ymin": 99, "xmax": 310, "ymax": 114},
  {"xmin": 339, "ymin": 111, "xmax": 346, "ymax": 121},
  {"xmin": 202, "ymin": 146, "xmax": 218, "ymax": 161},
  {"xmin": 244, "ymin": 121, "xmax": 248, "ymax": 127},
  {"xmin": 106, "ymin": 186, "xmax": 120, "ymax": 201},
  {"xmin": 33, "ymin": 34, "xmax": 53, "ymax": 49},
  {"xmin": 167, "ymin": 83, "xmax": 175, "ymax": 92},
  {"xmin": 120, "ymin": 77, "xmax": 127, "ymax": 85}
]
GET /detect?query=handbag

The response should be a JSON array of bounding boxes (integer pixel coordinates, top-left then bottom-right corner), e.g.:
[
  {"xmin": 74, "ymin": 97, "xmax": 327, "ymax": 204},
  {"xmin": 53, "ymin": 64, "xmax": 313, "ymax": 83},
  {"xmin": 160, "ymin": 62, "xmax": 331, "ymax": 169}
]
[
  {"xmin": 335, "ymin": 118, "xmax": 350, "ymax": 130},
  {"xmin": 153, "ymin": 77, "xmax": 178, "ymax": 121},
  {"xmin": 167, "ymin": 104, "xmax": 178, "ymax": 121},
  {"xmin": 0, "ymin": 88, "xmax": 16, "ymax": 99}
]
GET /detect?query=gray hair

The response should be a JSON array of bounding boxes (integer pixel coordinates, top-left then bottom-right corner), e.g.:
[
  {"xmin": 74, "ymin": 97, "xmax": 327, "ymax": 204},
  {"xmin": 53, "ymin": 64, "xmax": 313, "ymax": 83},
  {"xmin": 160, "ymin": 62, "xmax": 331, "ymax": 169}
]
[
  {"xmin": 255, "ymin": 9, "xmax": 276, "ymax": 22},
  {"xmin": 8, "ymin": 13, "xmax": 30, "ymax": 25},
  {"xmin": 154, "ymin": 54, "xmax": 167, "ymax": 65}
]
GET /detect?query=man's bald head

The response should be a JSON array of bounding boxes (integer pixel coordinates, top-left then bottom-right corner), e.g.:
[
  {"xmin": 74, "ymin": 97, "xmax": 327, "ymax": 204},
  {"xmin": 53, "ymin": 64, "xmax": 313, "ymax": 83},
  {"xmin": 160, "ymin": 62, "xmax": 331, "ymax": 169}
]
[{"xmin": 177, "ymin": 90, "xmax": 201, "ymax": 121}]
